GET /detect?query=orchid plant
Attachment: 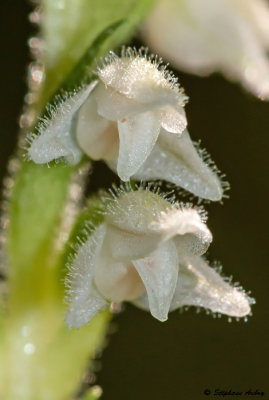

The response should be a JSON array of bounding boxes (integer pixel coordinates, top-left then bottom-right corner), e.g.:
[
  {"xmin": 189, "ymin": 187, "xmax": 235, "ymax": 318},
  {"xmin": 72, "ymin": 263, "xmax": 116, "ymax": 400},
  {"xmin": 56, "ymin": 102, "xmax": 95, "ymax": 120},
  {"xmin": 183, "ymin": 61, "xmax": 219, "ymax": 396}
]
[{"xmin": 0, "ymin": 0, "xmax": 263, "ymax": 399}]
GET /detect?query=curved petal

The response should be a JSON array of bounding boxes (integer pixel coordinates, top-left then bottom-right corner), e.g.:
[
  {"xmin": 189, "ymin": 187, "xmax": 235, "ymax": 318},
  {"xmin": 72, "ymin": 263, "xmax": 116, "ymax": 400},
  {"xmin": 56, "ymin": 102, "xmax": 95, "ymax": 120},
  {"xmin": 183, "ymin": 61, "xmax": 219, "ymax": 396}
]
[
  {"xmin": 133, "ymin": 129, "xmax": 223, "ymax": 201},
  {"xmin": 76, "ymin": 91, "xmax": 119, "ymax": 160},
  {"xmin": 132, "ymin": 240, "xmax": 179, "ymax": 322},
  {"xmin": 170, "ymin": 256, "xmax": 252, "ymax": 318},
  {"xmin": 117, "ymin": 111, "xmax": 161, "ymax": 181},
  {"xmin": 159, "ymin": 105, "xmax": 187, "ymax": 134},
  {"xmin": 28, "ymin": 83, "xmax": 97, "ymax": 164},
  {"xmin": 65, "ymin": 224, "xmax": 107, "ymax": 328}
]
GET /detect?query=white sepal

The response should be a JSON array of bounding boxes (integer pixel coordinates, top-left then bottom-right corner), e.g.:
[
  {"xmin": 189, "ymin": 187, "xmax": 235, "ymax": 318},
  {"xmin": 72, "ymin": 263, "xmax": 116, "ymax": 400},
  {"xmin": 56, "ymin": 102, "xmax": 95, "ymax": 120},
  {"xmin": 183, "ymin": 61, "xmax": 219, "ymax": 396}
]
[
  {"xmin": 28, "ymin": 82, "xmax": 97, "ymax": 164},
  {"xmin": 133, "ymin": 129, "xmax": 223, "ymax": 201},
  {"xmin": 170, "ymin": 256, "xmax": 252, "ymax": 317},
  {"xmin": 65, "ymin": 224, "xmax": 107, "ymax": 328}
]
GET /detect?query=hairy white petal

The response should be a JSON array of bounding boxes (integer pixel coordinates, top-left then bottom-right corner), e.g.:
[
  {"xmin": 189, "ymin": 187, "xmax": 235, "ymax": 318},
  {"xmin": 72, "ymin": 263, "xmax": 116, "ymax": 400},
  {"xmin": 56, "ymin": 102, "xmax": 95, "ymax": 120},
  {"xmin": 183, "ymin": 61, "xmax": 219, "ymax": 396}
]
[
  {"xmin": 76, "ymin": 91, "xmax": 119, "ymax": 160},
  {"xmin": 104, "ymin": 191, "xmax": 175, "ymax": 259},
  {"xmin": 98, "ymin": 50, "xmax": 186, "ymax": 105},
  {"xmin": 159, "ymin": 105, "xmax": 187, "ymax": 134},
  {"xmin": 133, "ymin": 240, "xmax": 179, "ymax": 322},
  {"xmin": 65, "ymin": 224, "xmax": 107, "ymax": 328},
  {"xmin": 94, "ymin": 248, "xmax": 145, "ymax": 302},
  {"xmin": 170, "ymin": 256, "xmax": 252, "ymax": 317},
  {"xmin": 28, "ymin": 82, "xmax": 97, "ymax": 164},
  {"xmin": 133, "ymin": 129, "xmax": 223, "ymax": 201},
  {"xmin": 106, "ymin": 190, "xmax": 173, "ymax": 236},
  {"xmin": 143, "ymin": 0, "xmax": 269, "ymax": 99},
  {"xmin": 117, "ymin": 111, "xmax": 161, "ymax": 181}
]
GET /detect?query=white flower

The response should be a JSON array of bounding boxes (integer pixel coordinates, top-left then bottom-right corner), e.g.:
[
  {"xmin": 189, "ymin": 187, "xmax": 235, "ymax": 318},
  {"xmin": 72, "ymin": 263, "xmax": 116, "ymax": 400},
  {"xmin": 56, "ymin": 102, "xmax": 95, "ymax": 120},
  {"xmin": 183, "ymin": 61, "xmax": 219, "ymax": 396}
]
[
  {"xmin": 143, "ymin": 0, "xmax": 269, "ymax": 99},
  {"xmin": 27, "ymin": 48, "xmax": 223, "ymax": 201},
  {"xmin": 77, "ymin": 48, "xmax": 222, "ymax": 201},
  {"xmin": 65, "ymin": 188, "xmax": 252, "ymax": 328}
]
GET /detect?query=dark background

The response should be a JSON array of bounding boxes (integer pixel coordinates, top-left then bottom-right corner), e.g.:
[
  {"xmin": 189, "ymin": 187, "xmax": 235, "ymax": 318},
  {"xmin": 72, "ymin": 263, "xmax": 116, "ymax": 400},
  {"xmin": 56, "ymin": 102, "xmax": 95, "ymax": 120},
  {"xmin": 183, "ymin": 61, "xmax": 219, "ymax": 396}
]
[{"xmin": 1, "ymin": 2, "xmax": 268, "ymax": 400}]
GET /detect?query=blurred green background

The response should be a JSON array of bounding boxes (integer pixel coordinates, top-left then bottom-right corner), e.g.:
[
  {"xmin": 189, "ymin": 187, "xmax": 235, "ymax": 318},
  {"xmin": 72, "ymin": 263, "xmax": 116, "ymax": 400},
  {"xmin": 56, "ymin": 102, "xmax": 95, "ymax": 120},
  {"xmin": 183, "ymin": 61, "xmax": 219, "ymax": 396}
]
[{"xmin": 1, "ymin": 2, "xmax": 268, "ymax": 399}]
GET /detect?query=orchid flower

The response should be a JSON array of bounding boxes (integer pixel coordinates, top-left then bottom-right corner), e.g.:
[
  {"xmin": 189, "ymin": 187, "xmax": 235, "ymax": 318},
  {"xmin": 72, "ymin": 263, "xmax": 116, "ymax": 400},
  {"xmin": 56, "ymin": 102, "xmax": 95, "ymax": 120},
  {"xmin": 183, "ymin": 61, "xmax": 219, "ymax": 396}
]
[
  {"xmin": 65, "ymin": 188, "xmax": 252, "ymax": 328},
  {"xmin": 143, "ymin": 0, "xmax": 269, "ymax": 100},
  {"xmin": 27, "ymin": 48, "xmax": 223, "ymax": 201}
]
